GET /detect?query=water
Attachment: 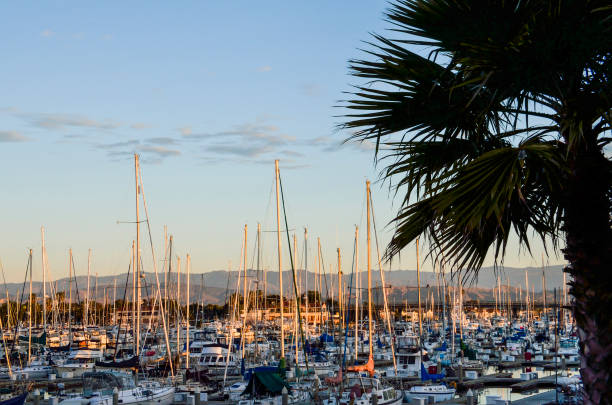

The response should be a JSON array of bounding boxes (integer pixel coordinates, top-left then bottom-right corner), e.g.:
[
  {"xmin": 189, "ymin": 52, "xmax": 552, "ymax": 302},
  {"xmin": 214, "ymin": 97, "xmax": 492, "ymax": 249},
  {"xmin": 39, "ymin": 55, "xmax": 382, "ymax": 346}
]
[{"xmin": 474, "ymin": 366, "xmax": 578, "ymax": 403}]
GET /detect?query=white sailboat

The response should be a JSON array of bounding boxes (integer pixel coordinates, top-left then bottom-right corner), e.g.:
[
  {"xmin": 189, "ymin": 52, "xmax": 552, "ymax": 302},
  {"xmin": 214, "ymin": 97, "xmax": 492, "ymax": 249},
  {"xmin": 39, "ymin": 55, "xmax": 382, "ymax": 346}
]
[{"xmin": 58, "ymin": 372, "xmax": 174, "ymax": 405}]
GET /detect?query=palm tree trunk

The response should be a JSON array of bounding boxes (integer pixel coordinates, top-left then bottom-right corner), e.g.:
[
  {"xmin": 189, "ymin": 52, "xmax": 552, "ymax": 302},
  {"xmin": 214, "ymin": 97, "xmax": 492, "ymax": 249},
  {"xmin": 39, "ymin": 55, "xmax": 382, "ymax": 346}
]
[{"xmin": 563, "ymin": 146, "xmax": 612, "ymax": 405}]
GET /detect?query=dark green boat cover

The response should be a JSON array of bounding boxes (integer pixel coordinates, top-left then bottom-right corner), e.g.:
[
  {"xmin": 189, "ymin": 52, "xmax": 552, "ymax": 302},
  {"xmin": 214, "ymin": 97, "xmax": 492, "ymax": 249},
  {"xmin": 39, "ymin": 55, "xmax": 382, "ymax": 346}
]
[
  {"xmin": 241, "ymin": 371, "xmax": 291, "ymax": 397},
  {"xmin": 18, "ymin": 332, "xmax": 46, "ymax": 345}
]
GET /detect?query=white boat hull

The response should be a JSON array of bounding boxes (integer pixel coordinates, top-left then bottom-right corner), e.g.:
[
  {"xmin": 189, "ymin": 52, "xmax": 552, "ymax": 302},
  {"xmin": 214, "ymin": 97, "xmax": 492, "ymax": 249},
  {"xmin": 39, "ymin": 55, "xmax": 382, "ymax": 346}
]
[
  {"xmin": 404, "ymin": 390, "xmax": 454, "ymax": 403},
  {"xmin": 60, "ymin": 387, "xmax": 175, "ymax": 405}
]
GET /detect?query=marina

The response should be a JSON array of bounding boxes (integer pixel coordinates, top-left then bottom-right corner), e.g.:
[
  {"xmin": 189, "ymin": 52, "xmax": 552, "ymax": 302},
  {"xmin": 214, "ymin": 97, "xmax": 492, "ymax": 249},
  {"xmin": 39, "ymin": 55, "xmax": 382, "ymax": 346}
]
[
  {"xmin": 2, "ymin": 0, "xmax": 609, "ymax": 403},
  {"xmin": 0, "ymin": 157, "xmax": 581, "ymax": 405}
]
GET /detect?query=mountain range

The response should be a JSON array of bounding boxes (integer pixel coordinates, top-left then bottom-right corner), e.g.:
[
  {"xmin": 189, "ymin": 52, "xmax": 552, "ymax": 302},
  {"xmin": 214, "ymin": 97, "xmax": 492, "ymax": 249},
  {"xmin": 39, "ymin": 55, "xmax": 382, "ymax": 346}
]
[{"xmin": 1, "ymin": 264, "xmax": 566, "ymax": 305}]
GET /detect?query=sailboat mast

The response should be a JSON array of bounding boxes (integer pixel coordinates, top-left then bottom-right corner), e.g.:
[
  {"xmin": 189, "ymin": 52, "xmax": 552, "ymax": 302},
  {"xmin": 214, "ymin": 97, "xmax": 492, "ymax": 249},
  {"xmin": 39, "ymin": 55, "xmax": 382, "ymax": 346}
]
[
  {"xmin": 275, "ymin": 160, "xmax": 285, "ymax": 360},
  {"xmin": 258, "ymin": 223, "xmax": 264, "ymax": 312},
  {"xmin": 337, "ymin": 248, "xmax": 342, "ymax": 344},
  {"xmin": 41, "ymin": 227, "xmax": 47, "ymax": 331},
  {"xmin": 542, "ymin": 255, "xmax": 547, "ymax": 316},
  {"xmin": 242, "ymin": 225, "xmax": 248, "ymax": 359},
  {"xmin": 294, "ymin": 233, "xmax": 299, "ymax": 367},
  {"xmin": 366, "ymin": 180, "xmax": 373, "ymax": 358},
  {"xmin": 28, "ymin": 249, "xmax": 33, "ymax": 364},
  {"xmin": 317, "ymin": 237, "xmax": 322, "ymax": 333},
  {"xmin": 186, "ymin": 254, "xmax": 190, "ymax": 369},
  {"xmin": 177, "ymin": 255, "xmax": 181, "ymax": 369},
  {"xmin": 304, "ymin": 228, "xmax": 308, "ymax": 333},
  {"xmin": 525, "ymin": 270, "xmax": 530, "ymax": 326},
  {"xmin": 38, "ymin": 226, "xmax": 47, "ymax": 331},
  {"xmin": 94, "ymin": 273, "xmax": 98, "ymax": 325},
  {"xmin": 257, "ymin": 222, "xmax": 261, "ymax": 317},
  {"xmin": 113, "ymin": 278, "xmax": 117, "ymax": 325},
  {"xmin": 164, "ymin": 225, "xmax": 168, "ymax": 316},
  {"xmin": 354, "ymin": 226, "xmax": 359, "ymax": 361},
  {"xmin": 86, "ymin": 249, "xmax": 91, "ymax": 326},
  {"xmin": 416, "ymin": 239, "xmax": 423, "ymax": 344},
  {"xmin": 507, "ymin": 278, "xmax": 511, "ymax": 325},
  {"xmin": 132, "ymin": 240, "xmax": 136, "ymax": 353},
  {"xmin": 134, "ymin": 153, "xmax": 141, "ymax": 355},
  {"xmin": 68, "ymin": 248, "xmax": 73, "ymax": 330}
]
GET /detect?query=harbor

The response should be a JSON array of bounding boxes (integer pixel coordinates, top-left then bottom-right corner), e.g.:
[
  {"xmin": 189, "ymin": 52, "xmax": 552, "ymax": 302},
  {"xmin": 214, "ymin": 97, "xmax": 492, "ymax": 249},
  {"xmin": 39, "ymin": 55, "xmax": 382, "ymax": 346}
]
[
  {"xmin": 1, "ymin": 0, "xmax": 609, "ymax": 403},
  {"xmin": 0, "ymin": 156, "xmax": 581, "ymax": 405}
]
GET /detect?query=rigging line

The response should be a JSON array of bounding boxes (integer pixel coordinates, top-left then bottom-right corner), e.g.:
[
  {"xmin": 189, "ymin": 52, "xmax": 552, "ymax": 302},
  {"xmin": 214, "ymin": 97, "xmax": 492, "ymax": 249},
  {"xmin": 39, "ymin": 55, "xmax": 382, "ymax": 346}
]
[
  {"xmin": 69, "ymin": 254, "xmax": 83, "ymax": 306},
  {"xmin": 249, "ymin": 226, "xmax": 258, "ymax": 271},
  {"xmin": 259, "ymin": 175, "xmax": 276, "ymax": 267},
  {"xmin": 318, "ymin": 245, "xmax": 330, "ymax": 303},
  {"xmin": 0, "ymin": 258, "xmax": 14, "ymax": 328},
  {"xmin": 137, "ymin": 163, "xmax": 174, "ymax": 377},
  {"xmin": 358, "ymin": 180, "xmax": 367, "ymax": 234},
  {"xmin": 278, "ymin": 173, "xmax": 310, "ymax": 376},
  {"xmin": 342, "ymin": 231, "xmax": 357, "ymax": 369},
  {"xmin": 369, "ymin": 190, "xmax": 398, "ymax": 373},
  {"xmin": 113, "ymin": 259, "xmax": 133, "ymax": 360},
  {"xmin": 224, "ymin": 261, "xmax": 231, "ymax": 311},
  {"xmin": 140, "ymin": 254, "xmax": 152, "ymax": 318},
  {"xmin": 10, "ymin": 252, "xmax": 31, "ymax": 367}
]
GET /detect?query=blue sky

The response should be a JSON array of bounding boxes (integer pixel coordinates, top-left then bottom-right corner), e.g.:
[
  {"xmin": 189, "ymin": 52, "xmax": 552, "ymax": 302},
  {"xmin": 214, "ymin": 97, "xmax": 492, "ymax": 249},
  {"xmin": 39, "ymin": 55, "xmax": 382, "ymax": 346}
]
[{"xmin": 0, "ymin": 1, "xmax": 564, "ymax": 283}]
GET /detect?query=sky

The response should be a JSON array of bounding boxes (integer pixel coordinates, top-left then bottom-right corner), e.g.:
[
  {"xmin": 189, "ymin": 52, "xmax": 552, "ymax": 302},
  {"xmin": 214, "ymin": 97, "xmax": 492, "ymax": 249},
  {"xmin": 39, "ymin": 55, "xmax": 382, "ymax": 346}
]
[{"xmin": 0, "ymin": 1, "xmax": 566, "ymax": 283}]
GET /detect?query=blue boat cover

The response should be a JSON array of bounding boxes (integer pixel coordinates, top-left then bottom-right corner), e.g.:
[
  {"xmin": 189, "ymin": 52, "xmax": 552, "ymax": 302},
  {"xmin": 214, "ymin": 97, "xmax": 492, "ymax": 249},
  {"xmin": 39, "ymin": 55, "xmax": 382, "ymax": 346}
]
[
  {"xmin": 243, "ymin": 366, "xmax": 280, "ymax": 381},
  {"xmin": 319, "ymin": 333, "xmax": 334, "ymax": 343},
  {"xmin": 0, "ymin": 393, "xmax": 27, "ymax": 405},
  {"xmin": 421, "ymin": 363, "xmax": 444, "ymax": 382},
  {"xmin": 434, "ymin": 341, "xmax": 448, "ymax": 352}
]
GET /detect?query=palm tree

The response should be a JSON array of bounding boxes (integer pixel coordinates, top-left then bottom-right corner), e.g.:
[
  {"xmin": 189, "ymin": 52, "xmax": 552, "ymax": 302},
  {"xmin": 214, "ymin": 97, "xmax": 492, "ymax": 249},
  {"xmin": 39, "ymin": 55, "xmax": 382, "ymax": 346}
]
[{"xmin": 342, "ymin": 1, "xmax": 611, "ymax": 403}]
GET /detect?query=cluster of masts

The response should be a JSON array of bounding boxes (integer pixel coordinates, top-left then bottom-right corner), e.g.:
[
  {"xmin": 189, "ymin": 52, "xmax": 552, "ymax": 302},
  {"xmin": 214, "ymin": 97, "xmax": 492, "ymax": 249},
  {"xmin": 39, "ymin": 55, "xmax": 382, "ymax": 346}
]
[{"xmin": 0, "ymin": 154, "xmax": 572, "ymax": 381}]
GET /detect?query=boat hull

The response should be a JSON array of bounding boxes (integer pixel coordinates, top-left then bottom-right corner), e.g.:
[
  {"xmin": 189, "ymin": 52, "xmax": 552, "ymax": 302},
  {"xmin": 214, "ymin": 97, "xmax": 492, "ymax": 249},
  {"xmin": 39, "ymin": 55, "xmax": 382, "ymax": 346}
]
[
  {"xmin": 404, "ymin": 390, "xmax": 454, "ymax": 403},
  {"xmin": 60, "ymin": 388, "xmax": 175, "ymax": 405}
]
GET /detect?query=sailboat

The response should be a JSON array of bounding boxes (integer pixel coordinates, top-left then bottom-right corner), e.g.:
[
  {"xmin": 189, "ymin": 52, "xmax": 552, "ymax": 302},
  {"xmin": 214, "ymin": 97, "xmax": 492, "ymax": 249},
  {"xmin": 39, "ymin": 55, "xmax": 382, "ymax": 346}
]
[
  {"xmin": 326, "ymin": 181, "xmax": 403, "ymax": 405},
  {"xmin": 403, "ymin": 364, "xmax": 455, "ymax": 403},
  {"xmin": 402, "ymin": 243, "xmax": 455, "ymax": 404},
  {"xmin": 58, "ymin": 371, "xmax": 174, "ymax": 405}
]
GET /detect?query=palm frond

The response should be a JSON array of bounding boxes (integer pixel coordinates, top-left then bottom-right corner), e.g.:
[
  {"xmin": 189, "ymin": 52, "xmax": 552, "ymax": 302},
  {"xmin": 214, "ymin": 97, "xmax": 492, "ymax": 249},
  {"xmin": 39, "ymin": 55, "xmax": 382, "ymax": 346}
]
[
  {"xmin": 341, "ymin": 0, "xmax": 611, "ymax": 275},
  {"xmin": 386, "ymin": 140, "xmax": 566, "ymax": 273}
]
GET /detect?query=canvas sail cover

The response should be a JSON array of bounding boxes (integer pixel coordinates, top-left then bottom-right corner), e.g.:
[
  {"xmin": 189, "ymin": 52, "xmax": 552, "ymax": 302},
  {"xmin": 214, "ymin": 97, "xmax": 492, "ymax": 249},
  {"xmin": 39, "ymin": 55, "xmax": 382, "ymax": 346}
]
[{"xmin": 241, "ymin": 371, "xmax": 291, "ymax": 397}]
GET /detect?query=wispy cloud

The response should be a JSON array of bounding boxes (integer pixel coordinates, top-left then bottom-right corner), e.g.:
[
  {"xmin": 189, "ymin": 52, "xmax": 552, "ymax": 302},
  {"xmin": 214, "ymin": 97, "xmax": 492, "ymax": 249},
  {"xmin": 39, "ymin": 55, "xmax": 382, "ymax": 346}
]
[
  {"xmin": 147, "ymin": 137, "xmax": 178, "ymax": 145},
  {"xmin": 279, "ymin": 150, "xmax": 304, "ymax": 158},
  {"xmin": 350, "ymin": 139, "xmax": 377, "ymax": 152},
  {"xmin": 184, "ymin": 123, "xmax": 294, "ymax": 146},
  {"xmin": 41, "ymin": 29, "xmax": 54, "ymax": 37},
  {"xmin": 140, "ymin": 145, "xmax": 180, "ymax": 157},
  {"xmin": 206, "ymin": 144, "xmax": 273, "ymax": 158},
  {"xmin": 97, "ymin": 140, "xmax": 139, "ymax": 150},
  {"xmin": 248, "ymin": 158, "xmax": 310, "ymax": 170},
  {"xmin": 257, "ymin": 66, "xmax": 272, "ymax": 72},
  {"xmin": 188, "ymin": 119, "xmax": 308, "ymax": 169},
  {"xmin": 311, "ymin": 135, "xmax": 332, "ymax": 145},
  {"xmin": 179, "ymin": 126, "xmax": 192, "ymax": 136},
  {"xmin": 309, "ymin": 134, "xmax": 378, "ymax": 153},
  {"xmin": 0, "ymin": 131, "xmax": 28, "ymax": 142},
  {"xmin": 130, "ymin": 123, "xmax": 152, "ymax": 130},
  {"xmin": 97, "ymin": 140, "xmax": 180, "ymax": 162},
  {"xmin": 20, "ymin": 113, "xmax": 121, "ymax": 131}
]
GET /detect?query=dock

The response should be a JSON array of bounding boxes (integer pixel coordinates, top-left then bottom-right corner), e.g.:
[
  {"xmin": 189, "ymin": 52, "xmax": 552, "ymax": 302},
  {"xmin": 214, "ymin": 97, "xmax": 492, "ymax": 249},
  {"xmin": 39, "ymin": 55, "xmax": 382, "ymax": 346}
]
[
  {"xmin": 509, "ymin": 375, "xmax": 560, "ymax": 392},
  {"xmin": 510, "ymin": 390, "xmax": 558, "ymax": 405}
]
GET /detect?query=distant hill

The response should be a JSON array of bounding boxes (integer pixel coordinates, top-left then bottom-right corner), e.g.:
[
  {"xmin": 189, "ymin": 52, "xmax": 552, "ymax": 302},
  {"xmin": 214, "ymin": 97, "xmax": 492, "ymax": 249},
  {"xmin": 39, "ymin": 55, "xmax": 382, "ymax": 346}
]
[{"xmin": 1, "ymin": 264, "xmax": 566, "ymax": 305}]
